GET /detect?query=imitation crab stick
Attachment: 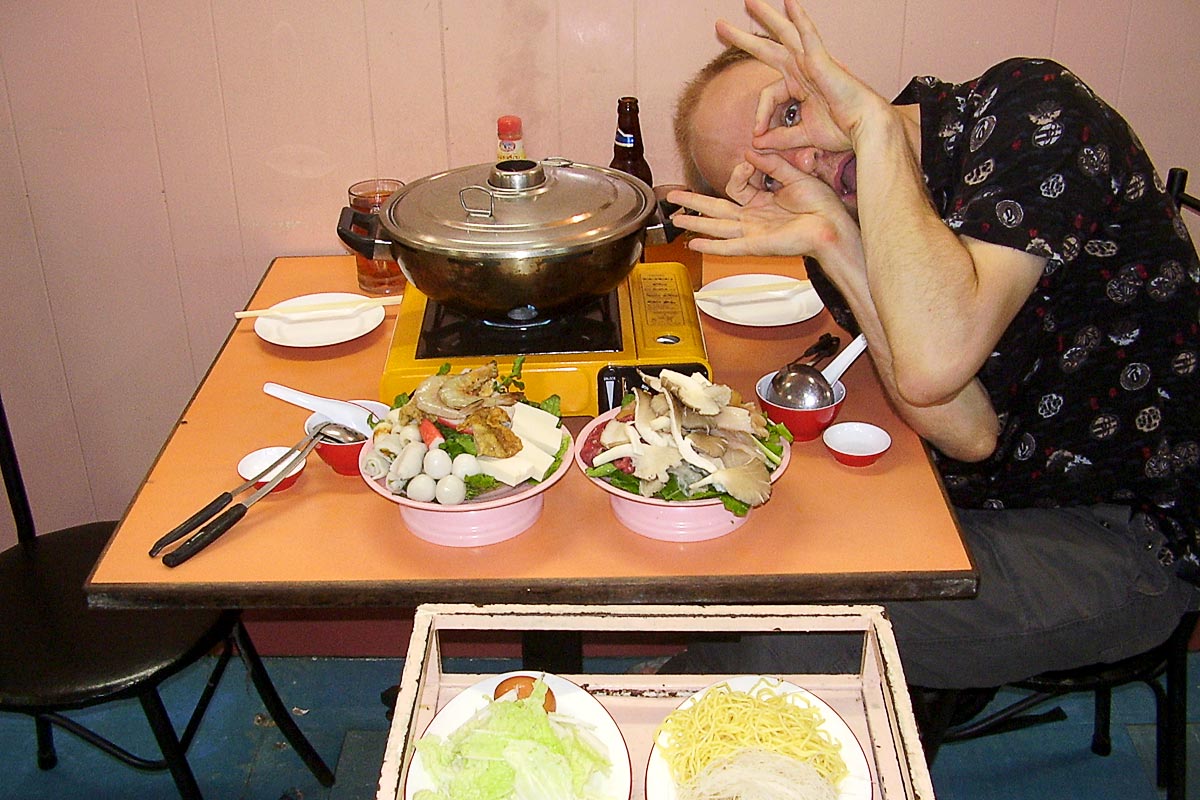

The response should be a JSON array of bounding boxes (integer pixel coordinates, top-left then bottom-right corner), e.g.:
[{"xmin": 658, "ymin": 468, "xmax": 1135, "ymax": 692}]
[{"xmin": 419, "ymin": 418, "xmax": 445, "ymax": 448}]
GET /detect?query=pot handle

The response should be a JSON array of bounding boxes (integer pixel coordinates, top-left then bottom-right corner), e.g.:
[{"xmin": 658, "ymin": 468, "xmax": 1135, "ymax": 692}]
[
  {"xmin": 459, "ymin": 185, "xmax": 495, "ymax": 218},
  {"xmin": 336, "ymin": 206, "xmax": 395, "ymax": 260}
]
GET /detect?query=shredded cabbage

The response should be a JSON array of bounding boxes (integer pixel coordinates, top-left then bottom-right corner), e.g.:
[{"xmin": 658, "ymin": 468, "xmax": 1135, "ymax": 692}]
[{"xmin": 413, "ymin": 680, "xmax": 612, "ymax": 800}]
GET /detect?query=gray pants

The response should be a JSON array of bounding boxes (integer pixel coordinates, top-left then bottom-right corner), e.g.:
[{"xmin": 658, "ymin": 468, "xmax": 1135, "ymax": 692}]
[{"xmin": 663, "ymin": 505, "xmax": 1198, "ymax": 689}]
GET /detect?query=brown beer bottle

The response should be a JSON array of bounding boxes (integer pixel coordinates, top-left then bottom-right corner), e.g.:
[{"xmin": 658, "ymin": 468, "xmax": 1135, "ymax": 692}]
[{"xmin": 608, "ymin": 96, "xmax": 653, "ymax": 187}]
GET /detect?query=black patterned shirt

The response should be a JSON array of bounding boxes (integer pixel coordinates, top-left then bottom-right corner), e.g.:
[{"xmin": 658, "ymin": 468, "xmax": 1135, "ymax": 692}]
[{"xmin": 871, "ymin": 58, "xmax": 1199, "ymax": 577}]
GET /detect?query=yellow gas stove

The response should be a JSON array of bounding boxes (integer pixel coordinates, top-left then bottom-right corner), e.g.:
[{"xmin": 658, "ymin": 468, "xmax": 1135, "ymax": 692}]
[{"xmin": 380, "ymin": 260, "xmax": 711, "ymax": 416}]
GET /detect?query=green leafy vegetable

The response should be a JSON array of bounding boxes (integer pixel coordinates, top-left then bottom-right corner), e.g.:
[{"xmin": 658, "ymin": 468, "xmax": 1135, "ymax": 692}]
[{"xmin": 412, "ymin": 679, "xmax": 610, "ymax": 800}]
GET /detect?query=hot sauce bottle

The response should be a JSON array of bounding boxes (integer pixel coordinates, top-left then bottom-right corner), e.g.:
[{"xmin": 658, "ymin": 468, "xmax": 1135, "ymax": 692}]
[{"xmin": 496, "ymin": 115, "xmax": 526, "ymax": 162}]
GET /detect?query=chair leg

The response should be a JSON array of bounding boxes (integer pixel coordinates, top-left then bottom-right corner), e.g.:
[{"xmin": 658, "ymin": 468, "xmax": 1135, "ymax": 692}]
[
  {"xmin": 1163, "ymin": 621, "xmax": 1189, "ymax": 800},
  {"xmin": 138, "ymin": 689, "xmax": 203, "ymax": 800},
  {"xmin": 34, "ymin": 715, "xmax": 57, "ymax": 770},
  {"xmin": 232, "ymin": 620, "xmax": 335, "ymax": 787},
  {"xmin": 1090, "ymin": 685, "xmax": 1112, "ymax": 756}
]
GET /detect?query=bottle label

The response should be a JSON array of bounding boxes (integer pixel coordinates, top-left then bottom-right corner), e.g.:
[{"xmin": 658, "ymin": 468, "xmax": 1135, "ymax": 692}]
[
  {"xmin": 614, "ymin": 128, "xmax": 635, "ymax": 148},
  {"xmin": 497, "ymin": 139, "xmax": 526, "ymax": 161}
]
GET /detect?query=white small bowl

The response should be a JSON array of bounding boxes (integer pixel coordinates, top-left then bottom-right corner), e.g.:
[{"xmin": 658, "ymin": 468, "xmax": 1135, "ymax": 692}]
[
  {"xmin": 237, "ymin": 446, "xmax": 307, "ymax": 492},
  {"xmin": 822, "ymin": 422, "xmax": 891, "ymax": 467}
]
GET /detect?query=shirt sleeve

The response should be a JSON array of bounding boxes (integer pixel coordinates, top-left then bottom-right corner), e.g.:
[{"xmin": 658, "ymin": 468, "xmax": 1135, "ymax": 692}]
[{"xmin": 940, "ymin": 59, "xmax": 1126, "ymax": 267}]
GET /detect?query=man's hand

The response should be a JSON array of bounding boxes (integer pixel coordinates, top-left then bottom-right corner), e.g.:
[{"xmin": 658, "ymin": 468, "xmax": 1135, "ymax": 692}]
[{"xmin": 665, "ymin": 152, "xmax": 859, "ymax": 259}]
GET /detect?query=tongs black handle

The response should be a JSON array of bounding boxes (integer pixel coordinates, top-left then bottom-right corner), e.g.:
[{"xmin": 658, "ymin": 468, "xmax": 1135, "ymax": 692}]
[
  {"xmin": 792, "ymin": 332, "xmax": 840, "ymax": 366},
  {"xmin": 147, "ymin": 430, "xmax": 317, "ymax": 557},
  {"xmin": 161, "ymin": 504, "xmax": 249, "ymax": 567},
  {"xmin": 159, "ymin": 431, "xmax": 325, "ymax": 568},
  {"xmin": 148, "ymin": 493, "xmax": 234, "ymax": 557}
]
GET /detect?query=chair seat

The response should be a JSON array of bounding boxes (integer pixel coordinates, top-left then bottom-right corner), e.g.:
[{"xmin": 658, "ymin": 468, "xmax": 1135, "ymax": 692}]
[
  {"xmin": 0, "ymin": 522, "xmax": 231, "ymax": 710},
  {"xmin": 1015, "ymin": 637, "xmax": 1173, "ymax": 694}
]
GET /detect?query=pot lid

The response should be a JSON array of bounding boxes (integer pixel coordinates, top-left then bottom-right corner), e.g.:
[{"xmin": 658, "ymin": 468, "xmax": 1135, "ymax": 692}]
[{"xmin": 380, "ymin": 159, "xmax": 655, "ymax": 258}]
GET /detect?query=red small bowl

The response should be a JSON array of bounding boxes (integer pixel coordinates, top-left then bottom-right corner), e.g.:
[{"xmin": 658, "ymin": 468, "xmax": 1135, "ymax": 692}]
[
  {"xmin": 237, "ymin": 447, "xmax": 306, "ymax": 492},
  {"xmin": 305, "ymin": 400, "xmax": 388, "ymax": 475},
  {"xmin": 756, "ymin": 372, "xmax": 845, "ymax": 441},
  {"xmin": 822, "ymin": 422, "xmax": 891, "ymax": 467}
]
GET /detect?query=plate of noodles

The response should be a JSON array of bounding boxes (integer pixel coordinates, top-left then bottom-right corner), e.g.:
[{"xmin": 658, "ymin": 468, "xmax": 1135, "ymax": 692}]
[{"xmin": 645, "ymin": 675, "xmax": 872, "ymax": 800}]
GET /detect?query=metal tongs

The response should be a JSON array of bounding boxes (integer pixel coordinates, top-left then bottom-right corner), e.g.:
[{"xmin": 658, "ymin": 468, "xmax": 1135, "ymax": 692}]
[{"xmin": 149, "ymin": 422, "xmax": 330, "ymax": 567}]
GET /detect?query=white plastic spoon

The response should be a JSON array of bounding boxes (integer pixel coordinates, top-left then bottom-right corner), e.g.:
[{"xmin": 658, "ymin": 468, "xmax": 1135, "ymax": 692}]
[
  {"xmin": 821, "ymin": 333, "xmax": 868, "ymax": 385},
  {"xmin": 262, "ymin": 383, "xmax": 374, "ymax": 437}
]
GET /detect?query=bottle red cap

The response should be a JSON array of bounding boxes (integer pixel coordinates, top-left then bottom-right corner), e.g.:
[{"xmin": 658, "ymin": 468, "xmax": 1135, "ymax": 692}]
[{"xmin": 497, "ymin": 115, "xmax": 523, "ymax": 137}]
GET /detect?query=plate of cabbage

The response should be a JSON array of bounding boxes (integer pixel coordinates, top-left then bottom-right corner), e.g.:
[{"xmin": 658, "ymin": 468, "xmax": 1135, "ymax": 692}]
[
  {"xmin": 574, "ymin": 370, "xmax": 792, "ymax": 541},
  {"xmin": 645, "ymin": 675, "xmax": 871, "ymax": 800},
  {"xmin": 405, "ymin": 671, "xmax": 632, "ymax": 800}
]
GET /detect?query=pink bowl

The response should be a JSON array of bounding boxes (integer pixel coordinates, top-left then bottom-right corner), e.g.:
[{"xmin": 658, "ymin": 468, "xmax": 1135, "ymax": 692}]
[
  {"xmin": 755, "ymin": 372, "xmax": 845, "ymax": 441},
  {"xmin": 822, "ymin": 421, "xmax": 892, "ymax": 467},
  {"xmin": 305, "ymin": 400, "xmax": 389, "ymax": 475},
  {"xmin": 358, "ymin": 429, "xmax": 574, "ymax": 547},
  {"xmin": 237, "ymin": 446, "xmax": 306, "ymax": 492},
  {"xmin": 573, "ymin": 408, "xmax": 790, "ymax": 542}
]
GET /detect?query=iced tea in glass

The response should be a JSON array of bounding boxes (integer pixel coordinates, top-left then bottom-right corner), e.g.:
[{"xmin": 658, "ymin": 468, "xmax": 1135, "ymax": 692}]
[{"xmin": 348, "ymin": 178, "xmax": 406, "ymax": 294}]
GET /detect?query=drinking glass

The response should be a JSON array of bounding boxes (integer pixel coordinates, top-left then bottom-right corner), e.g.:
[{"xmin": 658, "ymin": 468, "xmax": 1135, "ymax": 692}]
[{"xmin": 348, "ymin": 178, "xmax": 406, "ymax": 294}]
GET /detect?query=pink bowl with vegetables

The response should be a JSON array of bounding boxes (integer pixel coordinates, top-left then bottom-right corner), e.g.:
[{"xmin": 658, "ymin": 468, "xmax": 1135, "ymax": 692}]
[
  {"xmin": 359, "ymin": 429, "xmax": 573, "ymax": 547},
  {"xmin": 574, "ymin": 407, "xmax": 790, "ymax": 542}
]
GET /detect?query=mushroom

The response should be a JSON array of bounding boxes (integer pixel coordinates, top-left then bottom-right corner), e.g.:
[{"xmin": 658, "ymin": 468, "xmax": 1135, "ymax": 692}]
[
  {"xmin": 689, "ymin": 461, "xmax": 772, "ymax": 506},
  {"xmin": 659, "ymin": 370, "xmax": 732, "ymax": 415}
]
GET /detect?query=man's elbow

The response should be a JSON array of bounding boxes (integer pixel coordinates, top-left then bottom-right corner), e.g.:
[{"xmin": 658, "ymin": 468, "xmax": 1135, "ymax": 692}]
[{"xmin": 893, "ymin": 357, "xmax": 974, "ymax": 409}]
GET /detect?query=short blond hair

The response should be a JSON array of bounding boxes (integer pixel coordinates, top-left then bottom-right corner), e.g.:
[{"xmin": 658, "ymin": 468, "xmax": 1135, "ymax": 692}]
[{"xmin": 673, "ymin": 44, "xmax": 758, "ymax": 195}]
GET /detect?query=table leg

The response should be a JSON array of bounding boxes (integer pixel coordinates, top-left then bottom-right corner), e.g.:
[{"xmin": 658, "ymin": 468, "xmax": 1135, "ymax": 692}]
[{"xmin": 521, "ymin": 631, "xmax": 582, "ymax": 672}]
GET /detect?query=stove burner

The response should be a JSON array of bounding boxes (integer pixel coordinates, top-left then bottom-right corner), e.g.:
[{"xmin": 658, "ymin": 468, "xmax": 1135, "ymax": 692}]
[{"xmin": 416, "ymin": 292, "xmax": 623, "ymax": 359}]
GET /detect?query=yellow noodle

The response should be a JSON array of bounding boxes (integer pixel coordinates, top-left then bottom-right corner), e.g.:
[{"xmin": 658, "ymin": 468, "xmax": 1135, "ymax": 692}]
[{"xmin": 655, "ymin": 678, "xmax": 848, "ymax": 787}]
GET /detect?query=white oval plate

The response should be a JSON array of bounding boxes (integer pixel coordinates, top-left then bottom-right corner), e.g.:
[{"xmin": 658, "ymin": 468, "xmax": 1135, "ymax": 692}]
[
  {"xmin": 645, "ymin": 675, "xmax": 872, "ymax": 800},
  {"xmin": 405, "ymin": 671, "xmax": 632, "ymax": 800},
  {"xmin": 253, "ymin": 292, "xmax": 386, "ymax": 347},
  {"xmin": 696, "ymin": 273, "xmax": 824, "ymax": 327}
]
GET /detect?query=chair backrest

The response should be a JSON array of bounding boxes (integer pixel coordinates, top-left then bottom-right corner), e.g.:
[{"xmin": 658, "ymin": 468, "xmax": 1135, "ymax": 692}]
[
  {"xmin": 0, "ymin": 391, "xmax": 37, "ymax": 544},
  {"xmin": 1166, "ymin": 167, "xmax": 1199, "ymax": 214}
]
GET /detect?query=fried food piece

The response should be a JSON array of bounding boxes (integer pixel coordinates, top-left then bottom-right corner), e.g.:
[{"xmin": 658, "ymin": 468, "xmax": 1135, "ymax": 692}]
[{"xmin": 465, "ymin": 407, "xmax": 522, "ymax": 458}]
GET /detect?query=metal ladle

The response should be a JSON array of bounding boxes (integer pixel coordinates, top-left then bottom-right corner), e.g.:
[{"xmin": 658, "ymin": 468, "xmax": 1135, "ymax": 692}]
[
  {"xmin": 769, "ymin": 333, "xmax": 840, "ymax": 409},
  {"xmin": 318, "ymin": 422, "xmax": 367, "ymax": 444}
]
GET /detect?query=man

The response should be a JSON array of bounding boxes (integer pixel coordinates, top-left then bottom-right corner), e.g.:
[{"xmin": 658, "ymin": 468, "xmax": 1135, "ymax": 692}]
[{"xmin": 663, "ymin": 0, "xmax": 1199, "ymax": 742}]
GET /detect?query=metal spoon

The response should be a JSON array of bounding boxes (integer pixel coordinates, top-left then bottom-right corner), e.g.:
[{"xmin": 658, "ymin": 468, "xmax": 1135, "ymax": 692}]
[
  {"xmin": 769, "ymin": 334, "xmax": 840, "ymax": 409},
  {"xmin": 316, "ymin": 422, "xmax": 367, "ymax": 444}
]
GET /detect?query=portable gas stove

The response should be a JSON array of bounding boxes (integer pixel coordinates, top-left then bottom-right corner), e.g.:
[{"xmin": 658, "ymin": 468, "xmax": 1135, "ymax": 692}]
[{"xmin": 380, "ymin": 260, "xmax": 711, "ymax": 416}]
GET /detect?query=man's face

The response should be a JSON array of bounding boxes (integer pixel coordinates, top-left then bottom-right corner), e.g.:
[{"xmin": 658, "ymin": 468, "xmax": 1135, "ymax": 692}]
[{"xmin": 690, "ymin": 59, "xmax": 859, "ymax": 216}]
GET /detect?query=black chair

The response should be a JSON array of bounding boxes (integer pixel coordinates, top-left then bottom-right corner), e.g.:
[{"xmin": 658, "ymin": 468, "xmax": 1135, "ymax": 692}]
[
  {"xmin": 944, "ymin": 167, "xmax": 1200, "ymax": 800},
  {"xmin": 0, "ymin": 391, "xmax": 335, "ymax": 798}
]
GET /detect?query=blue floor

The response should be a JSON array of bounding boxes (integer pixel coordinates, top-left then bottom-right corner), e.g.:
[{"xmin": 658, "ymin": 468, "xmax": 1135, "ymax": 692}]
[{"xmin": 0, "ymin": 653, "xmax": 1196, "ymax": 799}]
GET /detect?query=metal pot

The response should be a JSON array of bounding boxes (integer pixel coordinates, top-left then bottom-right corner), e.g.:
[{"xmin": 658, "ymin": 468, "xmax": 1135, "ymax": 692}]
[{"xmin": 336, "ymin": 159, "xmax": 655, "ymax": 322}]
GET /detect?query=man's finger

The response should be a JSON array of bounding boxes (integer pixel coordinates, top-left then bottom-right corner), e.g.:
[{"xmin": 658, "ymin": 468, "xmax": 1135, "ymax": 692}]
[
  {"xmin": 714, "ymin": 18, "xmax": 788, "ymax": 67},
  {"xmin": 744, "ymin": 0, "xmax": 806, "ymax": 56}
]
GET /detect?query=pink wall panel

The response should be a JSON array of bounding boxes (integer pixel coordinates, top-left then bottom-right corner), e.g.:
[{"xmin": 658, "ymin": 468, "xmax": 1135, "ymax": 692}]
[
  {"xmin": 901, "ymin": 0, "xmax": 1058, "ymax": 82},
  {"xmin": 559, "ymin": 0, "xmax": 638, "ymax": 170},
  {"xmin": 1, "ymin": 0, "xmax": 194, "ymax": 524},
  {"xmin": 1115, "ymin": 0, "xmax": 1200, "ymax": 180},
  {"xmin": 0, "ymin": 0, "xmax": 1197, "ymax": 561},
  {"xmin": 1051, "ymin": 0, "xmax": 1132, "ymax": 98},
  {"xmin": 636, "ymin": 1, "xmax": 748, "ymax": 184},
  {"xmin": 211, "ymin": 0, "xmax": 379, "ymax": 274},
  {"xmin": 138, "ymin": 2, "xmax": 251, "ymax": 377},
  {"xmin": 441, "ymin": 0, "xmax": 561, "ymax": 166},
  {"xmin": 0, "ymin": 64, "xmax": 91, "ymax": 546},
  {"xmin": 365, "ymin": 0, "xmax": 450, "ymax": 181}
]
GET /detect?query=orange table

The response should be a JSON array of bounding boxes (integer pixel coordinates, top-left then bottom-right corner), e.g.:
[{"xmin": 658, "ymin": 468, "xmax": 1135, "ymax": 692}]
[{"xmin": 87, "ymin": 255, "xmax": 975, "ymax": 609}]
